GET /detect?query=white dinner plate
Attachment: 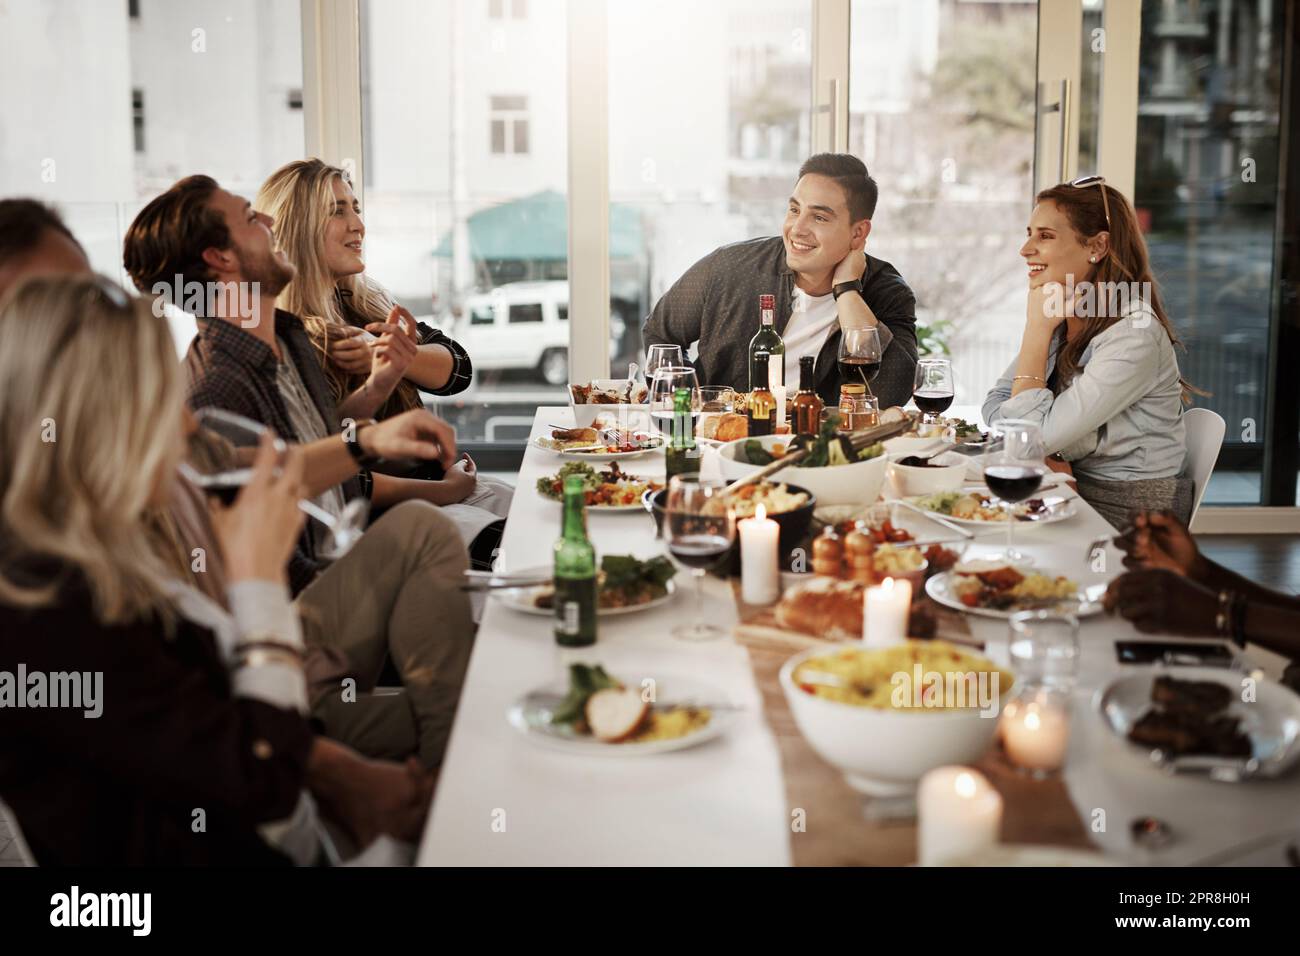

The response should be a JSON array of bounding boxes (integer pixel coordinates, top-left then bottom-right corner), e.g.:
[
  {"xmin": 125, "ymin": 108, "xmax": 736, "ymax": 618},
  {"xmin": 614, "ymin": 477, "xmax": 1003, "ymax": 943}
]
[
  {"xmin": 925, "ymin": 570, "xmax": 1105, "ymax": 619},
  {"xmin": 537, "ymin": 491, "xmax": 659, "ymax": 512},
  {"xmin": 1094, "ymin": 665, "xmax": 1300, "ymax": 782},
  {"xmin": 492, "ymin": 578, "xmax": 677, "ymax": 617},
  {"xmin": 506, "ymin": 672, "xmax": 740, "ymax": 756},
  {"xmin": 531, "ymin": 434, "xmax": 664, "ymax": 461},
  {"xmin": 903, "ymin": 491, "xmax": 1078, "ymax": 528}
]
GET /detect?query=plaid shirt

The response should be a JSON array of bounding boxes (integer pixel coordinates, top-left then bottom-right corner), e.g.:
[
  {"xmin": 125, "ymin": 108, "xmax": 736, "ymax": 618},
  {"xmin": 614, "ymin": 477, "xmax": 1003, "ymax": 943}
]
[
  {"xmin": 643, "ymin": 236, "xmax": 919, "ymax": 409},
  {"xmin": 183, "ymin": 310, "xmax": 368, "ymax": 595}
]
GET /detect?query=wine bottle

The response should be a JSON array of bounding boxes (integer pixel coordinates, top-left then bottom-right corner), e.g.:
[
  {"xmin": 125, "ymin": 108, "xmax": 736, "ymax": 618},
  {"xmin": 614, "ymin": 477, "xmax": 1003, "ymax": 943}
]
[
  {"xmin": 747, "ymin": 294, "xmax": 785, "ymax": 392},
  {"xmin": 553, "ymin": 475, "xmax": 597, "ymax": 647},
  {"xmin": 665, "ymin": 386, "xmax": 700, "ymax": 480},
  {"xmin": 748, "ymin": 351, "xmax": 777, "ymax": 437},
  {"xmin": 791, "ymin": 354, "xmax": 824, "ymax": 438}
]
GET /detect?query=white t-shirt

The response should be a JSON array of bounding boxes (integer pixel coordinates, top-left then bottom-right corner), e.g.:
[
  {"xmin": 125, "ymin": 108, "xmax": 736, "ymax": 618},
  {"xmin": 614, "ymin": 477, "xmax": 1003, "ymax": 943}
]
[{"xmin": 782, "ymin": 288, "xmax": 839, "ymax": 385}]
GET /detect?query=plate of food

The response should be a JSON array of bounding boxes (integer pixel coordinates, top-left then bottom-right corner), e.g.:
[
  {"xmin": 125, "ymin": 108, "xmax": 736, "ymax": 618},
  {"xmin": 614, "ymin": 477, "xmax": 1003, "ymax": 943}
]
[
  {"xmin": 493, "ymin": 555, "xmax": 678, "ymax": 617},
  {"xmin": 536, "ymin": 461, "xmax": 664, "ymax": 510},
  {"xmin": 906, "ymin": 489, "xmax": 1077, "ymax": 527},
  {"xmin": 533, "ymin": 423, "xmax": 664, "ymax": 460},
  {"xmin": 569, "ymin": 379, "xmax": 650, "ymax": 428},
  {"xmin": 1096, "ymin": 668, "xmax": 1300, "ymax": 781},
  {"xmin": 925, "ymin": 560, "xmax": 1104, "ymax": 618},
  {"xmin": 508, "ymin": 663, "xmax": 739, "ymax": 755}
]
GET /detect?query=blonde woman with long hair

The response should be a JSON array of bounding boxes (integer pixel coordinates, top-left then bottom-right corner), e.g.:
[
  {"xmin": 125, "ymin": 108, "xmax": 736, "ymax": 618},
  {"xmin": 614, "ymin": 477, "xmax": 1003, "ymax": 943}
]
[
  {"xmin": 0, "ymin": 275, "xmax": 431, "ymax": 864},
  {"xmin": 257, "ymin": 157, "xmax": 512, "ymax": 527},
  {"xmin": 982, "ymin": 178, "xmax": 1195, "ymax": 529}
]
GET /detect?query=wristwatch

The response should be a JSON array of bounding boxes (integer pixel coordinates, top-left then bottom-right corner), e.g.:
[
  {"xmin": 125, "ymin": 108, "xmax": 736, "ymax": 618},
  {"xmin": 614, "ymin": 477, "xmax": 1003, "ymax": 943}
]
[
  {"xmin": 342, "ymin": 418, "xmax": 381, "ymax": 467},
  {"xmin": 832, "ymin": 278, "xmax": 864, "ymax": 301}
]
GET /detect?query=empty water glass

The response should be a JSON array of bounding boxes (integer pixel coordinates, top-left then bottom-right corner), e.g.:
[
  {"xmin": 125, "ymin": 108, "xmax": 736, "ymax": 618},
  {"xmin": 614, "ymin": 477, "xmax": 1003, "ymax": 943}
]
[{"xmin": 1007, "ymin": 610, "xmax": 1080, "ymax": 689}]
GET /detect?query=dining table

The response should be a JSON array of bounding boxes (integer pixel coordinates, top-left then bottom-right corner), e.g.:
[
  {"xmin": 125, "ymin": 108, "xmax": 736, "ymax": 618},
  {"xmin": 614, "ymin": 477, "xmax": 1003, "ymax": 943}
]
[{"xmin": 417, "ymin": 405, "xmax": 1300, "ymax": 866}]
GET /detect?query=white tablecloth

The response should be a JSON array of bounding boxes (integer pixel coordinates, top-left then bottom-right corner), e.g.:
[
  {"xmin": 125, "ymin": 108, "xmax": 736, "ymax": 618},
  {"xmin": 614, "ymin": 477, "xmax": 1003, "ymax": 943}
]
[{"xmin": 418, "ymin": 407, "xmax": 1299, "ymax": 866}]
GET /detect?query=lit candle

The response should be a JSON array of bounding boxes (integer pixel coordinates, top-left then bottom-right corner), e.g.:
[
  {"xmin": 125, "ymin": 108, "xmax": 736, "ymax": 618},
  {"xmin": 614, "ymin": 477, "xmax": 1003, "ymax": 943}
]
[
  {"xmin": 917, "ymin": 766, "xmax": 1003, "ymax": 866},
  {"xmin": 739, "ymin": 503, "xmax": 780, "ymax": 605},
  {"xmin": 1001, "ymin": 691, "xmax": 1070, "ymax": 774},
  {"xmin": 863, "ymin": 576, "xmax": 911, "ymax": 647},
  {"xmin": 772, "ymin": 384, "xmax": 787, "ymax": 432}
]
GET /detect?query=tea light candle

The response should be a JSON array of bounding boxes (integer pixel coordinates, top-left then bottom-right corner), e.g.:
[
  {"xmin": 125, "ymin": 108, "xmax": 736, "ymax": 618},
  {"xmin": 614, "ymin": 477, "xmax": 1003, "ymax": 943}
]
[
  {"xmin": 1001, "ymin": 692, "xmax": 1070, "ymax": 774},
  {"xmin": 772, "ymin": 384, "xmax": 787, "ymax": 432},
  {"xmin": 863, "ymin": 577, "xmax": 911, "ymax": 647},
  {"xmin": 739, "ymin": 504, "xmax": 780, "ymax": 605},
  {"xmin": 917, "ymin": 766, "xmax": 1003, "ymax": 866}
]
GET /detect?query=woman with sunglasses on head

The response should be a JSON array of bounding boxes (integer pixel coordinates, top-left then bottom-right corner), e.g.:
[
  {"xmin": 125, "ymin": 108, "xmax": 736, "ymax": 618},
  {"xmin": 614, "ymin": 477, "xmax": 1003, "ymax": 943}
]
[
  {"xmin": 0, "ymin": 276, "xmax": 432, "ymax": 865},
  {"xmin": 981, "ymin": 178, "xmax": 1197, "ymax": 530}
]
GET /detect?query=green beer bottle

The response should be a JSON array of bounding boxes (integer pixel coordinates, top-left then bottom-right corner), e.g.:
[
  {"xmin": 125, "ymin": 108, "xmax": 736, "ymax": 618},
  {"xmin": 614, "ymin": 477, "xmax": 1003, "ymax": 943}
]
[
  {"xmin": 665, "ymin": 386, "xmax": 700, "ymax": 481},
  {"xmin": 553, "ymin": 474, "xmax": 598, "ymax": 647}
]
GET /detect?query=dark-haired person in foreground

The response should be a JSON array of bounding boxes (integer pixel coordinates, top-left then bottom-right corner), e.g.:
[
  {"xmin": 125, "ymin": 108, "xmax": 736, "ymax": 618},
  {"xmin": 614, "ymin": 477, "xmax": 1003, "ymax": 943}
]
[
  {"xmin": 1105, "ymin": 511, "xmax": 1300, "ymax": 690},
  {"xmin": 643, "ymin": 153, "xmax": 919, "ymax": 408},
  {"xmin": 0, "ymin": 197, "xmax": 473, "ymax": 771}
]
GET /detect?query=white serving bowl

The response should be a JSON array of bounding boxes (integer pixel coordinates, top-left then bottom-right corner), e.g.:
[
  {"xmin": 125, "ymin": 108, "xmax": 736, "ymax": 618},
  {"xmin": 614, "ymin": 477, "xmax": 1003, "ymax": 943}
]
[
  {"xmin": 779, "ymin": 643, "xmax": 1011, "ymax": 795},
  {"xmin": 569, "ymin": 378, "xmax": 647, "ymax": 429},
  {"xmin": 886, "ymin": 450, "xmax": 970, "ymax": 498},
  {"xmin": 716, "ymin": 433, "xmax": 889, "ymax": 507}
]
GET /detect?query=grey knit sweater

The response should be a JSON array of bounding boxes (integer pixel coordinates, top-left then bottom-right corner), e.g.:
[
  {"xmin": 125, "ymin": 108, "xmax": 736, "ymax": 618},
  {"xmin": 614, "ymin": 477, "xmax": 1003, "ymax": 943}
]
[{"xmin": 642, "ymin": 236, "xmax": 919, "ymax": 409}]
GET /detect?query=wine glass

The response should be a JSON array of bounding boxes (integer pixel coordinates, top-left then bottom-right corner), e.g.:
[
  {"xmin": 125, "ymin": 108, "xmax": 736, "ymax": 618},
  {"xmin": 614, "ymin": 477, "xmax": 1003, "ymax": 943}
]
[
  {"xmin": 649, "ymin": 365, "xmax": 700, "ymax": 439},
  {"xmin": 838, "ymin": 326, "xmax": 882, "ymax": 397},
  {"xmin": 179, "ymin": 407, "xmax": 369, "ymax": 560},
  {"xmin": 913, "ymin": 358, "xmax": 955, "ymax": 425},
  {"xmin": 982, "ymin": 419, "xmax": 1046, "ymax": 565},
  {"xmin": 662, "ymin": 475, "xmax": 736, "ymax": 641},
  {"xmin": 645, "ymin": 343, "xmax": 684, "ymax": 383}
]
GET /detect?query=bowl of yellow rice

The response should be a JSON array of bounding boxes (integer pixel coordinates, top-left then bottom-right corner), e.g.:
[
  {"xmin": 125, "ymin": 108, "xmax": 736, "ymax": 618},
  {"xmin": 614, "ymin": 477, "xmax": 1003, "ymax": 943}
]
[{"xmin": 779, "ymin": 640, "xmax": 1015, "ymax": 794}]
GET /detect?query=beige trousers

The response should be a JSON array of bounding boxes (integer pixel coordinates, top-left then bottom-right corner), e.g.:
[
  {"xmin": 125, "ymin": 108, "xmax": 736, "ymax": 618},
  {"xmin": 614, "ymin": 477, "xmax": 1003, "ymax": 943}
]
[{"xmin": 296, "ymin": 500, "xmax": 475, "ymax": 767}]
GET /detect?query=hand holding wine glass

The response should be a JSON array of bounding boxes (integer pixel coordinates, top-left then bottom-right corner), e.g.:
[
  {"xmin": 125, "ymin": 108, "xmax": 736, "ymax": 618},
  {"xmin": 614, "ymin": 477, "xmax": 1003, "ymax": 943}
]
[
  {"xmin": 206, "ymin": 433, "xmax": 307, "ymax": 584},
  {"xmin": 838, "ymin": 326, "xmax": 882, "ymax": 397},
  {"xmin": 663, "ymin": 476, "xmax": 736, "ymax": 641},
  {"xmin": 982, "ymin": 419, "xmax": 1046, "ymax": 564}
]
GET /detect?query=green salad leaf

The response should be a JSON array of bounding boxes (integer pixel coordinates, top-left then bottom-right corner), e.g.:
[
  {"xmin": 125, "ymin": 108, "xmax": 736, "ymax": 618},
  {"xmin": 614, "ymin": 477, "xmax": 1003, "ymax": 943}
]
[
  {"xmin": 743, "ymin": 439, "xmax": 775, "ymax": 466},
  {"xmin": 550, "ymin": 663, "xmax": 621, "ymax": 725}
]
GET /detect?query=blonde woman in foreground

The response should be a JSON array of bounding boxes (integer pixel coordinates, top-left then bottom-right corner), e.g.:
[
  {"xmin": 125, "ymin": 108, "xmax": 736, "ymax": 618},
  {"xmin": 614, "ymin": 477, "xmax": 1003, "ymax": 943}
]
[{"xmin": 0, "ymin": 275, "xmax": 430, "ymax": 865}]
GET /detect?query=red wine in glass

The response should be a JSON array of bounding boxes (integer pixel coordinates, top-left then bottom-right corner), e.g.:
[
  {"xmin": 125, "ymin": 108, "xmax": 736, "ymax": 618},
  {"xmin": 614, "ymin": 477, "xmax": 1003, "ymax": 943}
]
[
  {"xmin": 913, "ymin": 390, "xmax": 954, "ymax": 416},
  {"xmin": 839, "ymin": 356, "xmax": 881, "ymax": 386},
  {"xmin": 668, "ymin": 533, "xmax": 732, "ymax": 570},
  {"xmin": 984, "ymin": 465, "xmax": 1044, "ymax": 504}
]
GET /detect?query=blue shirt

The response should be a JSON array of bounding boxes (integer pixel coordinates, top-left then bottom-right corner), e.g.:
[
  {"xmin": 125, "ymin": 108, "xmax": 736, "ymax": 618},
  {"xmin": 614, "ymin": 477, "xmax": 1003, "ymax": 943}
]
[{"xmin": 981, "ymin": 306, "xmax": 1188, "ymax": 482}]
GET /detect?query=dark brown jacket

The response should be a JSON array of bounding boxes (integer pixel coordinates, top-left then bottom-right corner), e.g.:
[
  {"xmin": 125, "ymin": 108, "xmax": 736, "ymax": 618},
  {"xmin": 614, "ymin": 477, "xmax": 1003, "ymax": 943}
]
[{"xmin": 0, "ymin": 563, "xmax": 312, "ymax": 866}]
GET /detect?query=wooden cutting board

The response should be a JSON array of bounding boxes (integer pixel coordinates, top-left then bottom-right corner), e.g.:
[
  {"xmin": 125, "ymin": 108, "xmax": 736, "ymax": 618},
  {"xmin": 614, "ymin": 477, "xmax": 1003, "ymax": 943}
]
[{"xmin": 731, "ymin": 578, "xmax": 1097, "ymax": 866}]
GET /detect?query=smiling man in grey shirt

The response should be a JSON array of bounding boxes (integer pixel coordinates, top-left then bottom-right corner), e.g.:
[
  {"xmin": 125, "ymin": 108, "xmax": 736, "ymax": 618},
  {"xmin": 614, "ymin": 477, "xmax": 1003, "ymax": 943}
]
[{"xmin": 643, "ymin": 154, "xmax": 918, "ymax": 409}]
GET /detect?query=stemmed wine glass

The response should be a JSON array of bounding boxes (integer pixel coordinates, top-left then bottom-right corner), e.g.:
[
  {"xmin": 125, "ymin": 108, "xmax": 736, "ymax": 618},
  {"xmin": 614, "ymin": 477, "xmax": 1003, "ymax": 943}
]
[
  {"xmin": 838, "ymin": 326, "xmax": 882, "ymax": 397},
  {"xmin": 649, "ymin": 365, "xmax": 701, "ymax": 440},
  {"xmin": 982, "ymin": 419, "xmax": 1046, "ymax": 565},
  {"xmin": 662, "ymin": 475, "xmax": 736, "ymax": 641},
  {"xmin": 645, "ymin": 344, "xmax": 684, "ymax": 384},
  {"xmin": 913, "ymin": 358, "xmax": 955, "ymax": 425},
  {"xmin": 179, "ymin": 407, "xmax": 369, "ymax": 560}
]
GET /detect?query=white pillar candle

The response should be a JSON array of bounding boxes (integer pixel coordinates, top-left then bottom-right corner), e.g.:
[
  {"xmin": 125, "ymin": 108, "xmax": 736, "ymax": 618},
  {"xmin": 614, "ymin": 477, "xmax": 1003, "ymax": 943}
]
[
  {"xmin": 863, "ymin": 577, "xmax": 911, "ymax": 647},
  {"xmin": 739, "ymin": 504, "xmax": 780, "ymax": 605},
  {"xmin": 772, "ymin": 384, "xmax": 787, "ymax": 432},
  {"xmin": 917, "ymin": 766, "xmax": 1003, "ymax": 866},
  {"xmin": 1001, "ymin": 693, "xmax": 1070, "ymax": 773}
]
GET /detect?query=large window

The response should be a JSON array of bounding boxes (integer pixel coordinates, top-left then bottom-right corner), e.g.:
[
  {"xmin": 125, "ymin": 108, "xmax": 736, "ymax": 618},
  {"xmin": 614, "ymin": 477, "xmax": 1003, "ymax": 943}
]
[
  {"xmin": 608, "ymin": 0, "xmax": 814, "ymax": 370},
  {"xmin": 1133, "ymin": 0, "xmax": 1288, "ymax": 505},
  {"xmin": 359, "ymin": 0, "xmax": 569, "ymax": 445},
  {"xmin": 0, "ymin": 0, "xmax": 305, "ymax": 354},
  {"xmin": 848, "ymin": 0, "xmax": 1038, "ymax": 406}
]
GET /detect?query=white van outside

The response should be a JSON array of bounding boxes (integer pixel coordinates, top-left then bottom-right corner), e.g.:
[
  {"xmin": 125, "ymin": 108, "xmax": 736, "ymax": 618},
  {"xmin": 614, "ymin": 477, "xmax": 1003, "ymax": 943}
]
[{"xmin": 454, "ymin": 280, "xmax": 624, "ymax": 385}]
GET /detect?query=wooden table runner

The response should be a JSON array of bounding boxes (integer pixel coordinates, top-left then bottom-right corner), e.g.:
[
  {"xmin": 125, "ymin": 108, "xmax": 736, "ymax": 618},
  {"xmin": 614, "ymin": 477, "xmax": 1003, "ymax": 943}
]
[{"xmin": 733, "ymin": 582, "xmax": 1096, "ymax": 866}]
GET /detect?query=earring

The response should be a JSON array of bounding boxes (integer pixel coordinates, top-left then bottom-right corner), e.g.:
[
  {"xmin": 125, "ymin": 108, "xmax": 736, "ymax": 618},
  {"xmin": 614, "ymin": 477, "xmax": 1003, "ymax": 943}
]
[{"xmin": 1089, "ymin": 256, "xmax": 1097, "ymax": 262}]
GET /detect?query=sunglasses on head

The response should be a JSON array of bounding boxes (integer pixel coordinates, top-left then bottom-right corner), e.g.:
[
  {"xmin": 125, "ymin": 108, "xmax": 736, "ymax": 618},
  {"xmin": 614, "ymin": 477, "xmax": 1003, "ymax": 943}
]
[{"xmin": 1068, "ymin": 174, "xmax": 1111, "ymax": 232}]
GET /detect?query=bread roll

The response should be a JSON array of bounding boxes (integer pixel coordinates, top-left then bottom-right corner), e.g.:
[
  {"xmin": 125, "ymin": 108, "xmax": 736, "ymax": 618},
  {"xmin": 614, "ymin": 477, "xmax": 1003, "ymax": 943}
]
[
  {"xmin": 714, "ymin": 413, "xmax": 748, "ymax": 443},
  {"xmin": 775, "ymin": 577, "xmax": 865, "ymax": 640}
]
